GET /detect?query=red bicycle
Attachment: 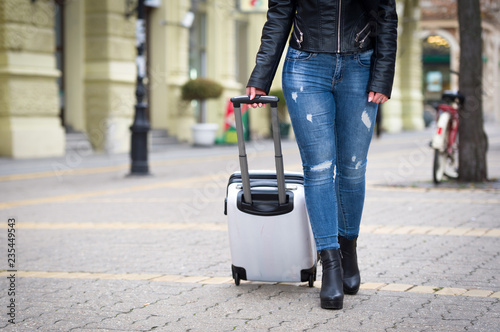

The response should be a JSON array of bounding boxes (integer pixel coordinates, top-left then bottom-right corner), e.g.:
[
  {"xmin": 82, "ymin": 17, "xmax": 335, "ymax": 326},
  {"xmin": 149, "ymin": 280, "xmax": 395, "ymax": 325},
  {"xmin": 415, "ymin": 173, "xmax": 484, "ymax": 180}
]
[{"xmin": 430, "ymin": 91, "xmax": 464, "ymax": 184}]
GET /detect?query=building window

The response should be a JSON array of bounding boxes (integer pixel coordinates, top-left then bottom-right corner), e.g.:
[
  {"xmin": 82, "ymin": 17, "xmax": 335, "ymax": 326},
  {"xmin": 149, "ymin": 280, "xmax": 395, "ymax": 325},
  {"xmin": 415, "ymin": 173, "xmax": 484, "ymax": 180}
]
[{"xmin": 422, "ymin": 35, "xmax": 451, "ymax": 101}]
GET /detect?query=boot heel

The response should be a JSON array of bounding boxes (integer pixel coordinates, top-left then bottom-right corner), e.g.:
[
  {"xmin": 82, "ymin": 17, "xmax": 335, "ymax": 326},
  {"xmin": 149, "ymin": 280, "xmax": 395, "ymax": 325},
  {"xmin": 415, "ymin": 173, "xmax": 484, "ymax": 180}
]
[
  {"xmin": 321, "ymin": 299, "xmax": 343, "ymax": 310},
  {"xmin": 339, "ymin": 236, "xmax": 360, "ymax": 295}
]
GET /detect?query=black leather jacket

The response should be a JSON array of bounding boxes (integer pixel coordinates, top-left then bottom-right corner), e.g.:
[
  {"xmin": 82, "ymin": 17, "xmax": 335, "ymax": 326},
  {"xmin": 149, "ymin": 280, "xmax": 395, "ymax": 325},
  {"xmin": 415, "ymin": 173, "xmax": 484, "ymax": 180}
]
[{"xmin": 247, "ymin": 0, "xmax": 398, "ymax": 98}]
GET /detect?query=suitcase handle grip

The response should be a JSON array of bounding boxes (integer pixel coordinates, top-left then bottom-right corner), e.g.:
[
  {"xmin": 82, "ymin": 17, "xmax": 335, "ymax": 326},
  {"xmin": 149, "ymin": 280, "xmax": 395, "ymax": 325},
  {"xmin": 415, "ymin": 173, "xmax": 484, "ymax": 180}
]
[
  {"xmin": 248, "ymin": 180, "xmax": 284, "ymax": 189},
  {"xmin": 230, "ymin": 95, "xmax": 279, "ymax": 108},
  {"xmin": 237, "ymin": 180, "xmax": 287, "ymax": 190},
  {"xmin": 230, "ymin": 95, "xmax": 286, "ymax": 205}
]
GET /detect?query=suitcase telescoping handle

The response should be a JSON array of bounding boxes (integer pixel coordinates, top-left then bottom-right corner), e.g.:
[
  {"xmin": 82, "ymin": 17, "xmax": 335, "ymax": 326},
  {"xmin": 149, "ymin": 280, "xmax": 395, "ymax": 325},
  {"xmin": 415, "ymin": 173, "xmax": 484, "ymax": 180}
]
[{"xmin": 230, "ymin": 95, "xmax": 286, "ymax": 205}]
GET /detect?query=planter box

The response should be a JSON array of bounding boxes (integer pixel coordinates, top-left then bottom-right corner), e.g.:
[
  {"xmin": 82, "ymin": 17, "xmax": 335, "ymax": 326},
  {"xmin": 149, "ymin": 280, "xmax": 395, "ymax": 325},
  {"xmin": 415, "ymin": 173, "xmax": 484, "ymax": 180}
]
[{"xmin": 192, "ymin": 123, "xmax": 219, "ymax": 146}]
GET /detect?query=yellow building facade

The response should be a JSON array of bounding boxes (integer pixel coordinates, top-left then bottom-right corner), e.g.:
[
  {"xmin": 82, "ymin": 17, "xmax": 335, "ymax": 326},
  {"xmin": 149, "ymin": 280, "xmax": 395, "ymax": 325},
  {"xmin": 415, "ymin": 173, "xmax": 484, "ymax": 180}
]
[
  {"xmin": 0, "ymin": 0, "xmax": 64, "ymax": 158},
  {"xmin": 0, "ymin": 0, "xmax": 429, "ymax": 158}
]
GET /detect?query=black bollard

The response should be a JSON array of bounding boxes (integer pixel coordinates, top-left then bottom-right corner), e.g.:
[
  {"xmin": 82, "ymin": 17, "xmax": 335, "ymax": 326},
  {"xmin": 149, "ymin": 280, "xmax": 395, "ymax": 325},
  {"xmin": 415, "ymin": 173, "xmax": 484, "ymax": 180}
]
[{"xmin": 129, "ymin": 0, "xmax": 150, "ymax": 176}]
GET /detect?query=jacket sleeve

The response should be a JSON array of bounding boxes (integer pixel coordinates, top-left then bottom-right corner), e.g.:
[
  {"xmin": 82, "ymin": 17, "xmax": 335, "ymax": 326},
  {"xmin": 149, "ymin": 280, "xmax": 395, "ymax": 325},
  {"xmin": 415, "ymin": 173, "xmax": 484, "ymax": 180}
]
[
  {"xmin": 368, "ymin": 0, "xmax": 398, "ymax": 98},
  {"xmin": 247, "ymin": 0, "xmax": 297, "ymax": 93}
]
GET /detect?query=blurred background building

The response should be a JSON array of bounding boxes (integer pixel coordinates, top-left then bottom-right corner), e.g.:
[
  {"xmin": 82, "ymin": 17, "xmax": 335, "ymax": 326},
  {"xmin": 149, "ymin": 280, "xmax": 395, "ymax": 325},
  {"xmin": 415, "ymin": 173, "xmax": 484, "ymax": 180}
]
[
  {"xmin": 0, "ymin": 0, "xmax": 499, "ymax": 158},
  {"xmin": 420, "ymin": 0, "xmax": 500, "ymax": 123}
]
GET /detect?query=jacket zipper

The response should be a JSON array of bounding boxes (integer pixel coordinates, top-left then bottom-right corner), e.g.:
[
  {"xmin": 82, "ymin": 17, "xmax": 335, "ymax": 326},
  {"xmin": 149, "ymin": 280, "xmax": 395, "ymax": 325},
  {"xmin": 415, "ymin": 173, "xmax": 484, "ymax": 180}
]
[
  {"xmin": 337, "ymin": 0, "xmax": 342, "ymax": 53},
  {"xmin": 355, "ymin": 22, "xmax": 371, "ymax": 49},
  {"xmin": 293, "ymin": 18, "xmax": 303, "ymax": 48}
]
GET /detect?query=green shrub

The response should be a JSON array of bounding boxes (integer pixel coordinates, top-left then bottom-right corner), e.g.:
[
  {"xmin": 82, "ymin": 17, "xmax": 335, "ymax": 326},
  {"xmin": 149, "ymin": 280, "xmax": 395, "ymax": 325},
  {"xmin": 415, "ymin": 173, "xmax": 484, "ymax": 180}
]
[{"xmin": 181, "ymin": 78, "xmax": 224, "ymax": 101}]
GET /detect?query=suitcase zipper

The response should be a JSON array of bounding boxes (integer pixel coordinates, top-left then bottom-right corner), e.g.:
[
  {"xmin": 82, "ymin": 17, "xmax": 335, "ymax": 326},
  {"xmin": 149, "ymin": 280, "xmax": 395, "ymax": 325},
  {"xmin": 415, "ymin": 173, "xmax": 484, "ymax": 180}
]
[{"xmin": 235, "ymin": 184, "xmax": 298, "ymax": 190}]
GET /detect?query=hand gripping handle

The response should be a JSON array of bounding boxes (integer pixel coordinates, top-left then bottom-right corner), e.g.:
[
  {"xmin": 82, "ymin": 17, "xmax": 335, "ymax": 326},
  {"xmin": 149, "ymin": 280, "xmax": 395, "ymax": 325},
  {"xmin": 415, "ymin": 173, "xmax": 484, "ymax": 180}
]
[{"xmin": 229, "ymin": 95, "xmax": 286, "ymax": 205}]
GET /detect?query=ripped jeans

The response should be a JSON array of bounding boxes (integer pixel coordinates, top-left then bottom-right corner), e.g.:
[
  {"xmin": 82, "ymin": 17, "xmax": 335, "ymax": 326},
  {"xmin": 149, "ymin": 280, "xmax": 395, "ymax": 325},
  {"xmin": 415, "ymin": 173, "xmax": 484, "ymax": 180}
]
[{"xmin": 282, "ymin": 47, "xmax": 378, "ymax": 252}]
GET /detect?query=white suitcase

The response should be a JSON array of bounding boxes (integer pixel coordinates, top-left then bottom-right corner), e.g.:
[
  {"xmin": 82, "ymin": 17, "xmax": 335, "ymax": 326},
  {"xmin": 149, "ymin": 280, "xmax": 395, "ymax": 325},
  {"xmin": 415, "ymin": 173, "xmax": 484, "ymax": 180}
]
[{"xmin": 224, "ymin": 95, "xmax": 317, "ymax": 286}]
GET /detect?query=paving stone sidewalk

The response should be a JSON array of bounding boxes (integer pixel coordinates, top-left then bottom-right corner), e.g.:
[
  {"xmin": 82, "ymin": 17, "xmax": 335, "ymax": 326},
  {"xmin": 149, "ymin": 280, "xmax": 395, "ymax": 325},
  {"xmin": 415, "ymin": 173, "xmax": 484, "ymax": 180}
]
[{"xmin": 0, "ymin": 123, "xmax": 499, "ymax": 331}]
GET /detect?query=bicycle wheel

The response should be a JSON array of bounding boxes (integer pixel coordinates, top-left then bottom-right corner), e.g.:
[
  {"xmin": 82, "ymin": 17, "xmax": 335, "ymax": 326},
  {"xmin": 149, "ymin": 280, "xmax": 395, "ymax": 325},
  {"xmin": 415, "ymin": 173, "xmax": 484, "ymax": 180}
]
[
  {"xmin": 433, "ymin": 149, "xmax": 447, "ymax": 183},
  {"xmin": 444, "ymin": 139, "xmax": 458, "ymax": 180}
]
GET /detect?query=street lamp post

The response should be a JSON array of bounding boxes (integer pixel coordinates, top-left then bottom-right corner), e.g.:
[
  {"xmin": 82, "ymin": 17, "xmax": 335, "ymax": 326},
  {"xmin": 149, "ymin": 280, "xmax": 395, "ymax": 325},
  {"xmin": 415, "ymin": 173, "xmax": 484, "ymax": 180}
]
[{"xmin": 129, "ymin": 0, "xmax": 150, "ymax": 175}]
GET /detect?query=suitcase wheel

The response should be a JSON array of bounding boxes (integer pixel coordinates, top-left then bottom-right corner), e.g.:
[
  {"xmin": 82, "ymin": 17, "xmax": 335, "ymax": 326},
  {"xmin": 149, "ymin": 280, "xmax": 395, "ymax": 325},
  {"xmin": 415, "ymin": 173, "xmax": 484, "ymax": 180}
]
[
  {"xmin": 308, "ymin": 274, "xmax": 314, "ymax": 288},
  {"xmin": 234, "ymin": 273, "xmax": 240, "ymax": 286}
]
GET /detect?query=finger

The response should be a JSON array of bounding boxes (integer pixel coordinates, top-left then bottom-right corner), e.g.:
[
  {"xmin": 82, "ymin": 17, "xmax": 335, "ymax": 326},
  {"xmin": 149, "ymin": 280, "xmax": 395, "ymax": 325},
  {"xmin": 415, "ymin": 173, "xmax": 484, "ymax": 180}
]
[
  {"xmin": 248, "ymin": 87, "xmax": 255, "ymax": 100},
  {"xmin": 368, "ymin": 91, "xmax": 375, "ymax": 103},
  {"xmin": 246, "ymin": 87, "xmax": 258, "ymax": 108},
  {"xmin": 253, "ymin": 88, "xmax": 265, "ymax": 108},
  {"xmin": 375, "ymin": 93, "xmax": 387, "ymax": 104}
]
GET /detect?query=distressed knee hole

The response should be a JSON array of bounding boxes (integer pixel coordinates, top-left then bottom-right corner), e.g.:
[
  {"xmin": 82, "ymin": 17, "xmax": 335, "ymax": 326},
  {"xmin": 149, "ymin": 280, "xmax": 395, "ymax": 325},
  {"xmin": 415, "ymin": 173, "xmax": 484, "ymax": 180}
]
[{"xmin": 310, "ymin": 160, "xmax": 333, "ymax": 172}]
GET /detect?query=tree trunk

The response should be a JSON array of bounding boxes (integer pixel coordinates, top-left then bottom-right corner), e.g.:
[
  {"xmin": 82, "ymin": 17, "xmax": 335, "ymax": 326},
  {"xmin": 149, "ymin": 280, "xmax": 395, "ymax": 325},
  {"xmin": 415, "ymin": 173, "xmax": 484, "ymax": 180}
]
[{"xmin": 457, "ymin": 0, "xmax": 488, "ymax": 182}]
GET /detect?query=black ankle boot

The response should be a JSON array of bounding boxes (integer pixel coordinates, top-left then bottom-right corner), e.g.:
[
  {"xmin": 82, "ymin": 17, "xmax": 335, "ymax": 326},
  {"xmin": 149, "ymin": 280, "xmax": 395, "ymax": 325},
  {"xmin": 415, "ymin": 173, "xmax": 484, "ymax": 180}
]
[
  {"xmin": 338, "ymin": 236, "xmax": 360, "ymax": 295},
  {"xmin": 319, "ymin": 248, "xmax": 344, "ymax": 309}
]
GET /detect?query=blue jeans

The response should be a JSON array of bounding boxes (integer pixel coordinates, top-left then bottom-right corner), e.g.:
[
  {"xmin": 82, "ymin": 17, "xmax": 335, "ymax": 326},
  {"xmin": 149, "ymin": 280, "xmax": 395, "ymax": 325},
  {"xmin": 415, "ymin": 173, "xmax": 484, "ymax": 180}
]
[{"xmin": 282, "ymin": 47, "xmax": 378, "ymax": 252}]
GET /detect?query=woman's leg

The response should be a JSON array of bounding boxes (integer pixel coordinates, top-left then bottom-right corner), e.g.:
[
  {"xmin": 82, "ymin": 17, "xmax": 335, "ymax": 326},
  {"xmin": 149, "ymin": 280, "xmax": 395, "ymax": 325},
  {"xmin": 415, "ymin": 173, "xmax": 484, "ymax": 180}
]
[
  {"xmin": 333, "ymin": 49, "xmax": 378, "ymax": 240},
  {"xmin": 333, "ymin": 49, "xmax": 378, "ymax": 295},
  {"xmin": 283, "ymin": 48, "xmax": 344, "ymax": 309},
  {"xmin": 282, "ymin": 48, "xmax": 339, "ymax": 252}
]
